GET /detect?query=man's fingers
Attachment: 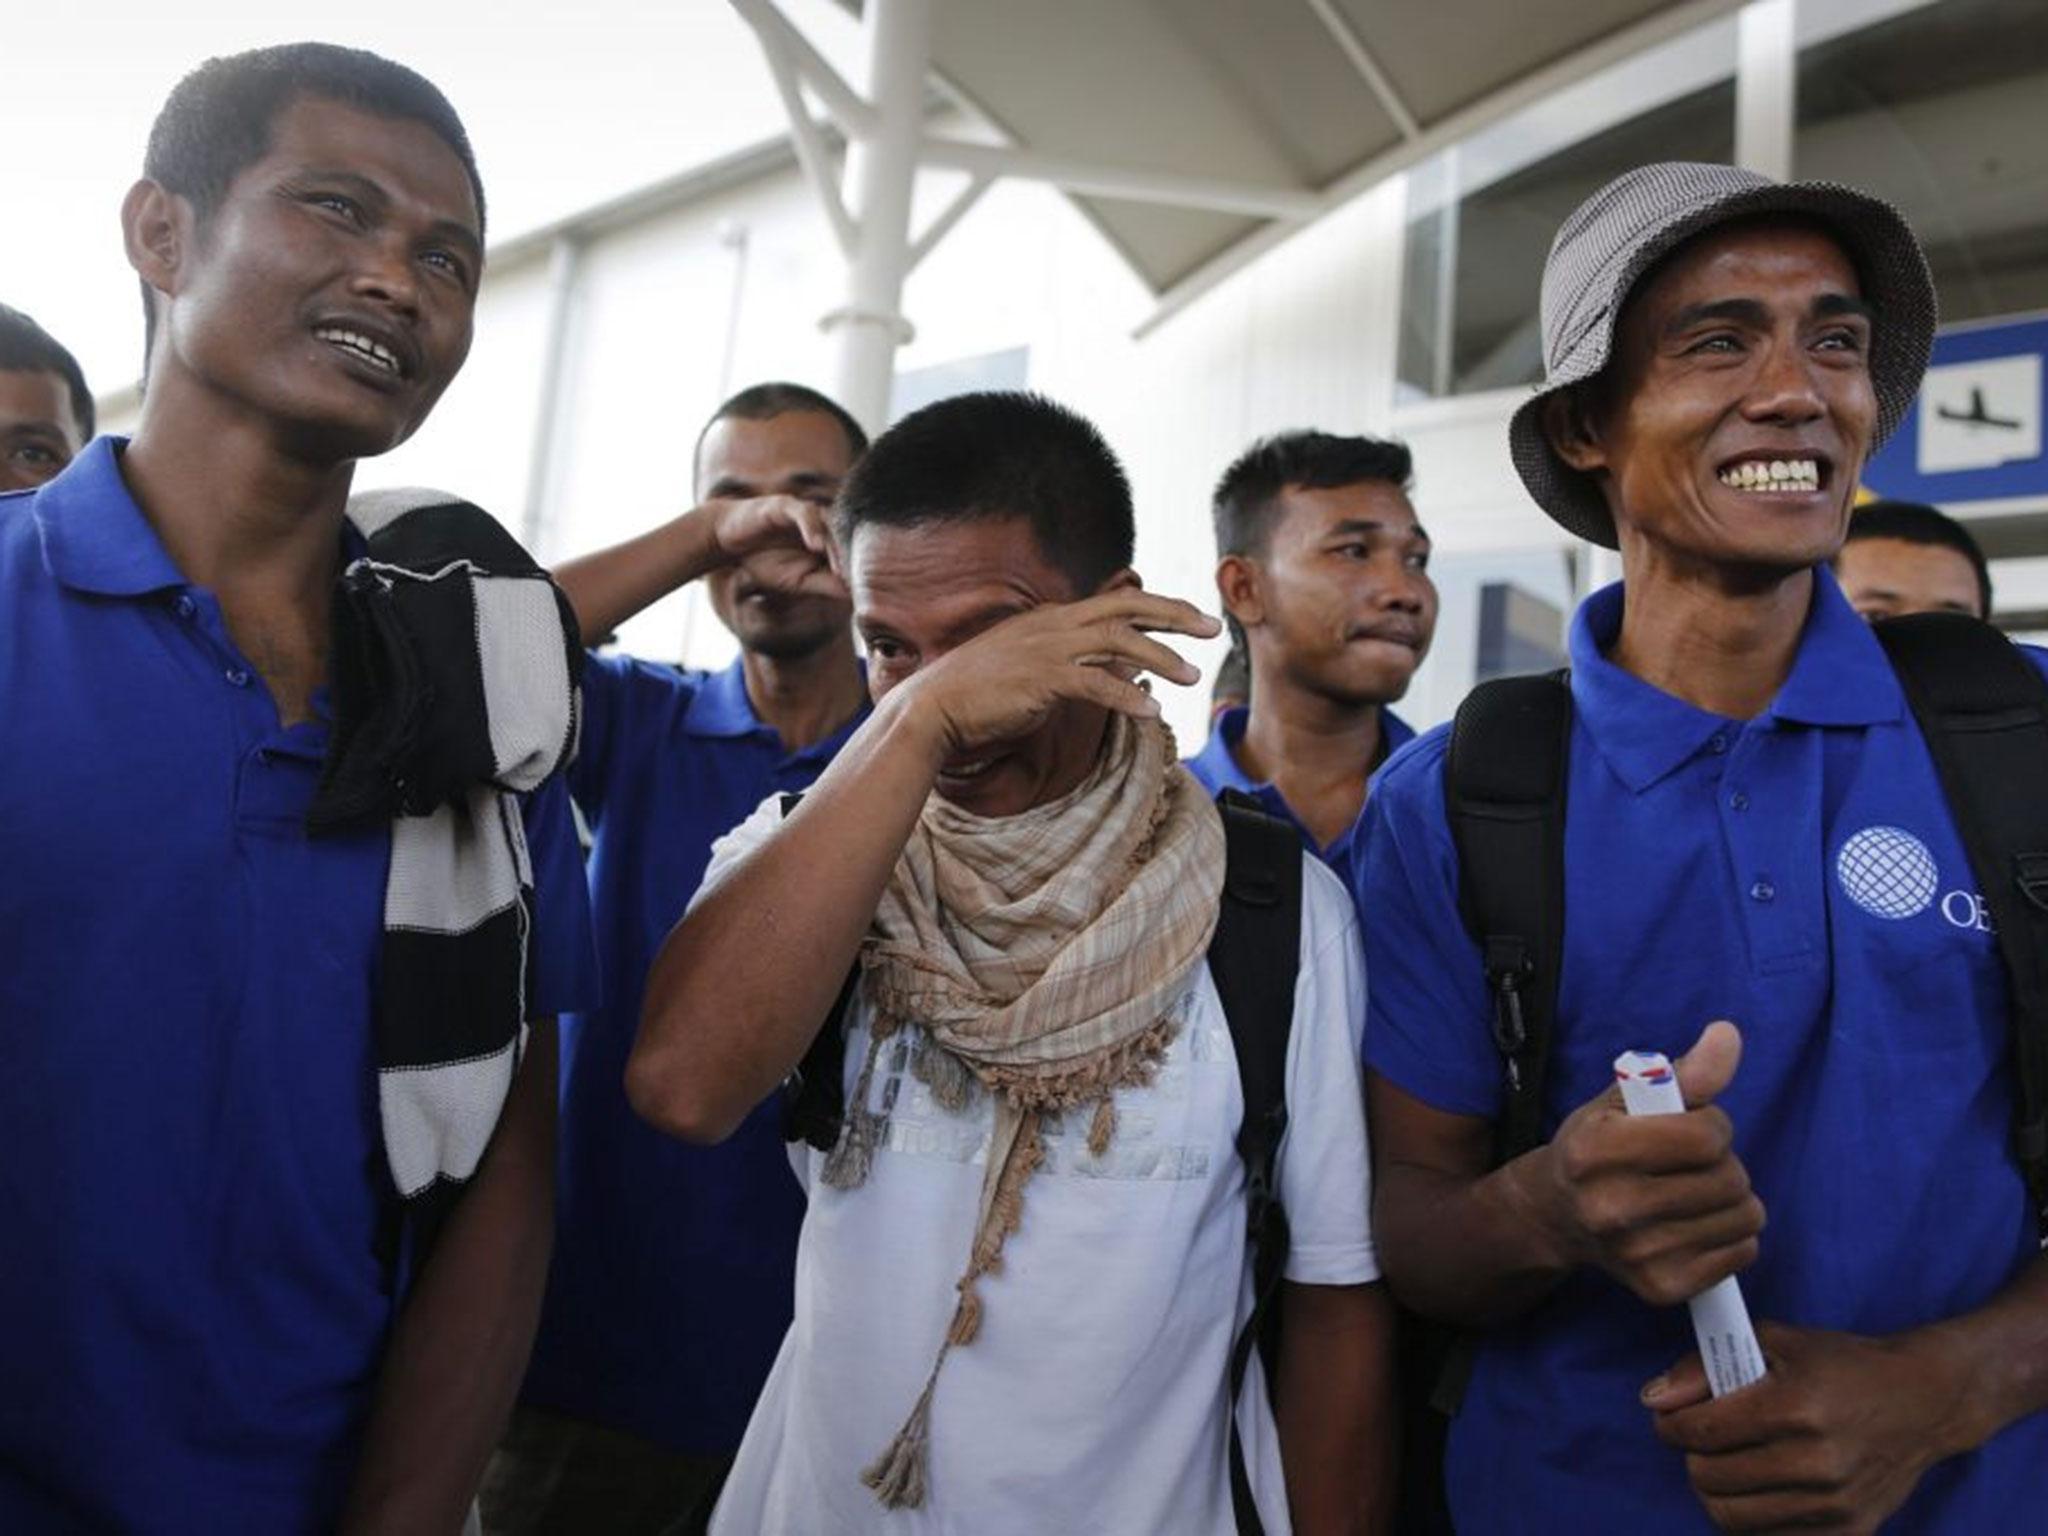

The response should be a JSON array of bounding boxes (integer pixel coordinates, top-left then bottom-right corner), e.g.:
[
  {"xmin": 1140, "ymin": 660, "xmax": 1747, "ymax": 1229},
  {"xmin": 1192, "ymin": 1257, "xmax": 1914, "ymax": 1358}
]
[
  {"xmin": 1682, "ymin": 1446, "xmax": 1838, "ymax": 1499},
  {"xmin": 1623, "ymin": 1162, "xmax": 1758, "ymax": 1227},
  {"xmin": 1566, "ymin": 1103, "xmax": 1738, "ymax": 1180},
  {"xmin": 793, "ymin": 502, "xmax": 834, "ymax": 556},
  {"xmin": 1676, "ymin": 1020, "xmax": 1744, "ymax": 1109},
  {"xmin": 1069, "ymin": 664, "xmax": 1162, "ymax": 720},
  {"xmin": 1070, "ymin": 588, "xmax": 1223, "ymax": 640},
  {"xmin": 716, "ymin": 494, "xmax": 833, "ymax": 561},
  {"xmin": 1621, "ymin": 1234, "xmax": 1761, "ymax": 1309},
  {"xmin": 1654, "ymin": 1371, "xmax": 1795, "ymax": 1456},
  {"xmin": 1605, "ymin": 1192, "xmax": 1765, "ymax": 1270},
  {"xmin": 1074, "ymin": 624, "xmax": 1203, "ymax": 688},
  {"xmin": 1642, "ymin": 1352, "xmax": 1713, "ymax": 1413}
]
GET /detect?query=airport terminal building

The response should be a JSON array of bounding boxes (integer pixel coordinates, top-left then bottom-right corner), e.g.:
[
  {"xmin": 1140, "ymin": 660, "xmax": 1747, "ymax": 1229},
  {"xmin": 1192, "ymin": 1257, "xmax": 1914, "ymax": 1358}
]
[{"xmin": 106, "ymin": 0, "xmax": 2047, "ymax": 740}]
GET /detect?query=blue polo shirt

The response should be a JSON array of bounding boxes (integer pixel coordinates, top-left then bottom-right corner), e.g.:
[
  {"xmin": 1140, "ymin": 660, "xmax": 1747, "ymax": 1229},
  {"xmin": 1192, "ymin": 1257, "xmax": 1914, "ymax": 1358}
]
[
  {"xmin": 1187, "ymin": 703, "xmax": 1414, "ymax": 884},
  {"xmin": 523, "ymin": 652, "xmax": 867, "ymax": 1454},
  {"xmin": 0, "ymin": 440, "xmax": 597, "ymax": 1533},
  {"xmin": 1354, "ymin": 568, "xmax": 2048, "ymax": 1533}
]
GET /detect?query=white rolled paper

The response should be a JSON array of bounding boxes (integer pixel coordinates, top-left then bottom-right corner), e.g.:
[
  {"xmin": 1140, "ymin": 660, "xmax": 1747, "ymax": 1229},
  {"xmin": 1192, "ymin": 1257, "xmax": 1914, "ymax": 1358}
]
[{"xmin": 1614, "ymin": 1049, "xmax": 1767, "ymax": 1397}]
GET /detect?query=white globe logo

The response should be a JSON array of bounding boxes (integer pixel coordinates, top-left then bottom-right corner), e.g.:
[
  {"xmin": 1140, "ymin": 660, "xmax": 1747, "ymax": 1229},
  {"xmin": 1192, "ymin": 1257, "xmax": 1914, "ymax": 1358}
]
[{"xmin": 1836, "ymin": 826, "xmax": 1938, "ymax": 920}]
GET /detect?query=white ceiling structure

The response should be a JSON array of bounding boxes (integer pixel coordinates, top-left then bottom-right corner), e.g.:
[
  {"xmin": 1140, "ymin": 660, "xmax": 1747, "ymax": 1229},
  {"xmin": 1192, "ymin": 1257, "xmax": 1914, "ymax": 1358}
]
[{"xmin": 732, "ymin": 0, "xmax": 1748, "ymax": 427}]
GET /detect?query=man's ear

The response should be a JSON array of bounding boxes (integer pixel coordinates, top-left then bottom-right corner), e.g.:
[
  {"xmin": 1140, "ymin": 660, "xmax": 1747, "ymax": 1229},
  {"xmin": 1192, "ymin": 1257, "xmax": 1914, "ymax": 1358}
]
[
  {"xmin": 1542, "ymin": 387, "xmax": 1608, "ymax": 475},
  {"xmin": 1214, "ymin": 554, "xmax": 1264, "ymax": 630},
  {"xmin": 1095, "ymin": 566, "xmax": 1143, "ymax": 596},
  {"xmin": 122, "ymin": 180, "xmax": 189, "ymax": 304}
]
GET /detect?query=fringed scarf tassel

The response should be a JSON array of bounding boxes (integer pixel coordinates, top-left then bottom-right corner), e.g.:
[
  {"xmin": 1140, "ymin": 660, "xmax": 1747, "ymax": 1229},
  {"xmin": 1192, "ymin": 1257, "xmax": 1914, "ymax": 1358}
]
[
  {"xmin": 860, "ymin": 1110, "xmax": 1045, "ymax": 1508},
  {"xmin": 821, "ymin": 1014, "xmax": 898, "ymax": 1191},
  {"xmin": 861, "ymin": 1363, "xmax": 940, "ymax": 1509}
]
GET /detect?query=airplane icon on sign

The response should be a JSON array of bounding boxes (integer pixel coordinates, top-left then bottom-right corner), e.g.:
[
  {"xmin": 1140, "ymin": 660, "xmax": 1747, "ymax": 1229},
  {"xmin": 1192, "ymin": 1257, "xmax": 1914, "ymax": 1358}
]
[{"xmin": 1936, "ymin": 386, "xmax": 2024, "ymax": 431}]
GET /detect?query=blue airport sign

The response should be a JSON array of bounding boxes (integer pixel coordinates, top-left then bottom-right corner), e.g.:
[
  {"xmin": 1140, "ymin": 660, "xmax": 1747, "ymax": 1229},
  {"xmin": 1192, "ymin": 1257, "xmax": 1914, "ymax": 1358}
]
[{"xmin": 1864, "ymin": 311, "xmax": 2048, "ymax": 506}]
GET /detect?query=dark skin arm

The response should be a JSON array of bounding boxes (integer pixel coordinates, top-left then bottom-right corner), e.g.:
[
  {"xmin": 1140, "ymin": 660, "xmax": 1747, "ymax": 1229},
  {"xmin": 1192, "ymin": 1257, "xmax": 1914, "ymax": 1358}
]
[
  {"xmin": 551, "ymin": 495, "xmax": 838, "ymax": 644},
  {"xmin": 1368, "ymin": 1022, "xmax": 1761, "ymax": 1326},
  {"xmin": 339, "ymin": 1020, "xmax": 557, "ymax": 1535},
  {"xmin": 1648, "ymin": 1256, "xmax": 2048, "ymax": 1532},
  {"xmin": 1276, "ymin": 1280, "xmax": 1399, "ymax": 1536},
  {"xmin": 628, "ymin": 588, "xmax": 1220, "ymax": 1143}
]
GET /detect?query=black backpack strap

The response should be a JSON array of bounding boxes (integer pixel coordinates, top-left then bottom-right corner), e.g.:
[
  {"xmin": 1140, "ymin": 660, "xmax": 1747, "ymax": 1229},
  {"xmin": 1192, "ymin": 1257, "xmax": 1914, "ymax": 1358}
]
[
  {"xmin": 1431, "ymin": 672, "xmax": 1572, "ymax": 1418},
  {"xmin": 1210, "ymin": 789, "xmax": 1305, "ymax": 1536},
  {"xmin": 775, "ymin": 791, "xmax": 857, "ymax": 1151},
  {"xmin": 1445, "ymin": 673, "xmax": 1573, "ymax": 1167},
  {"xmin": 1874, "ymin": 615, "xmax": 2048, "ymax": 1242}
]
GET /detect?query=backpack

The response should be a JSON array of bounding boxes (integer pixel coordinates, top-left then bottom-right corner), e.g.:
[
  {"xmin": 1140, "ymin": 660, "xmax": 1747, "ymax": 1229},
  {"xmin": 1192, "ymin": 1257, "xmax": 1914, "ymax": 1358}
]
[
  {"xmin": 1401, "ymin": 612, "xmax": 2048, "ymax": 1525},
  {"xmin": 780, "ymin": 787, "xmax": 1304, "ymax": 1536}
]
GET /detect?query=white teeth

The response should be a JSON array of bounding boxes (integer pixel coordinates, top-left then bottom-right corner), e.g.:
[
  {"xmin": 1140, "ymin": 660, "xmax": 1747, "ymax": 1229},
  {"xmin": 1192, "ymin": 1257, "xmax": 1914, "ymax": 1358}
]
[
  {"xmin": 316, "ymin": 327, "xmax": 400, "ymax": 374},
  {"xmin": 1719, "ymin": 457, "xmax": 1819, "ymax": 492}
]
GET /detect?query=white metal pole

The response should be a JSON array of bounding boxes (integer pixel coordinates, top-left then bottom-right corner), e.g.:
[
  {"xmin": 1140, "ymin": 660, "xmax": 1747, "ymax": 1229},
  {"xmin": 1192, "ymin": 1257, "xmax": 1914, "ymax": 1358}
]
[
  {"xmin": 521, "ymin": 234, "xmax": 584, "ymax": 554},
  {"xmin": 1735, "ymin": 0, "xmax": 1797, "ymax": 180},
  {"xmin": 828, "ymin": 0, "xmax": 931, "ymax": 434}
]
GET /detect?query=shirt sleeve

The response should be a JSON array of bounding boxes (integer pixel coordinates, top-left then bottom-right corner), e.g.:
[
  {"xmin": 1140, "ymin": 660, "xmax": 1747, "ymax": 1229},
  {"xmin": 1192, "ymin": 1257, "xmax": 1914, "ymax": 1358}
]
[
  {"xmin": 1349, "ymin": 730, "xmax": 1503, "ymax": 1120},
  {"xmin": 568, "ymin": 651, "xmax": 630, "ymax": 819},
  {"xmin": 1276, "ymin": 859, "xmax": 1379, "ymax": 1285},
  {"xmin": 687, "ymin": 791, "xmax": 788, "ymax": 915},
  {"xmin": 522, "ymin": 773, "xmax": 599, "ymax": 1019}
]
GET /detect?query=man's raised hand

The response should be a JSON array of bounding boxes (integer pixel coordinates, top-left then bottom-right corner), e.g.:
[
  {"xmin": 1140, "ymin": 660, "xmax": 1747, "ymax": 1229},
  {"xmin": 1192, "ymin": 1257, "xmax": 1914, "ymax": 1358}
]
[
  {"xmin": 701, "ymin": 493, "xmax": 846, "ymax": 602},
  {"xmin": 900, "ymin": 588, "xmax": 1221, "ymax": 759}
]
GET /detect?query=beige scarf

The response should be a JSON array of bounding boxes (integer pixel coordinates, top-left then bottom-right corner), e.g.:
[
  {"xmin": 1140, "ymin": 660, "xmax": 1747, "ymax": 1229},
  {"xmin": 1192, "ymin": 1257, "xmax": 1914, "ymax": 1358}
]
[{"xmin": 823, "ymin": 713, "xmax": 1226, "ymax": 1509}]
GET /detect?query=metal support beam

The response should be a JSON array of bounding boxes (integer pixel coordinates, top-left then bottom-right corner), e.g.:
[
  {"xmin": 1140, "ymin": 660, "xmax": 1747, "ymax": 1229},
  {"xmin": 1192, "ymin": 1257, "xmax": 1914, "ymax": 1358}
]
[
  {"xmin": 732, "ymin": 0, "xmax": 1328, "ymax": 430},
  {"xmin": 521, "ymin": 235, "xmax": 583, "ymax": 553},
  {"xmin": 729, "ymin": 0, "xmax": 876, "ymax": 139},
  {"xmin": 1302, "ymin": 0, "xmax": 1422, "ymax": 139},
  {"xmin": 1735, "ymin": 0, "xmax": 1797, "ymax": 179},
  {"xmin": 906, "ymin": 174, "xmax": 991, "ymax": 273},
  {"xmin": 754, "ymin": 19, "xmax": 857, "ymax": 257},
  {"xmin": 829, "ymin": 0, "xmax": 933, "ymax": 432},
  {"xmin": 922, "ymin": 137, "xmax": 1321, "ymax": 221}
]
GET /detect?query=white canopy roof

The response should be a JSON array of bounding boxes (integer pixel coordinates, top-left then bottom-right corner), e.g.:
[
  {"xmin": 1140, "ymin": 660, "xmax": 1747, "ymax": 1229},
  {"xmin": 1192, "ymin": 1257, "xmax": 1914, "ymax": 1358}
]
[{"xmin": 898, "ymin": 0, "xmax": 1744, "ymax": 297}]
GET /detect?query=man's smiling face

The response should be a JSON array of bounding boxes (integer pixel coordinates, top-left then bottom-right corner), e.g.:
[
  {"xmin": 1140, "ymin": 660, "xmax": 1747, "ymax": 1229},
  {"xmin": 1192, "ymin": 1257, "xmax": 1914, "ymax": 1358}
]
[
  {"xmin": 1555, "ymin": 218, "xmax": 1879, "ymax": 581},
  {"xmin": 143, "ymin": 94, "xmax": 482, "ymax": 463}
]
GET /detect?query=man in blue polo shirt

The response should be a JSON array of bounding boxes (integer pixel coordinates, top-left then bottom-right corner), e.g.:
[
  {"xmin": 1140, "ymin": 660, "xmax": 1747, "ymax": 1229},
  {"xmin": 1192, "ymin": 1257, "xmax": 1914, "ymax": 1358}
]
[
  {"xmin": 0, "ymin": 43, "xmax": 595, "ymax": 1535},
  {"xmin": 489, "ymin": 383, "xmax": 871, "ymax": 1532},
  {"xmin": 1357, "ymin": 163, "xmax": 2048, "ymax": 1532},
  {"xmin": 1190, "ymin": 430, "xmax": 1433, "ymax": 883},
  {"xmin": 0, "ymin": 303, "xmax": 93, "ymax": 491}
]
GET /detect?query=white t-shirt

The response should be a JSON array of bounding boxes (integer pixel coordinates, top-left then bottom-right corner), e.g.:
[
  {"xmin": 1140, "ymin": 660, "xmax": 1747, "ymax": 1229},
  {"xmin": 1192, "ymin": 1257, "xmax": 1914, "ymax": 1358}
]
[{"xmin": 700, "ymin": 796, "xmax": 1379, "ymax": 1536}]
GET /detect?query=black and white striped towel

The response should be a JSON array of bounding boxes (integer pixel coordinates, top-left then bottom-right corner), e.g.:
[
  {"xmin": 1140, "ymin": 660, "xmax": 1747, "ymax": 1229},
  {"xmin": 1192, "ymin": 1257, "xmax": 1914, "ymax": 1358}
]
[{"xmin": 310, "ymin": 487, "xmax": 582, "ymax": 1253}]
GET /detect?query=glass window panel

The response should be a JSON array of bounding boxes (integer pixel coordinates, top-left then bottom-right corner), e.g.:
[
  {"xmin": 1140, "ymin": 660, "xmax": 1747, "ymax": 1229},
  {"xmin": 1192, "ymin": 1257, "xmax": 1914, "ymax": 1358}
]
[
  {"xmin": 1399, "ymin": 81, "xmax": 1735, "ymax": 402},
  {"xmin": 1795, "ymin": 0, "xmax": 2048, "ymax": 327}
]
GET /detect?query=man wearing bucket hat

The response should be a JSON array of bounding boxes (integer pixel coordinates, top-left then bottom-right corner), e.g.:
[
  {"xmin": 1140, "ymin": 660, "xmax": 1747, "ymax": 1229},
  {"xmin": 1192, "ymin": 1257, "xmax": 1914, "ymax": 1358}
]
[{"xmin": 1353, "ymin": 162, "xmax": 2048, "ymax": 1532}]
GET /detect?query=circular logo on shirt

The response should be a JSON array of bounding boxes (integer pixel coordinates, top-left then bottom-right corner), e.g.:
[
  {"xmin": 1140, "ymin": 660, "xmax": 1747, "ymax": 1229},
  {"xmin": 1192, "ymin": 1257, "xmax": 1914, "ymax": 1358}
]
[{"xmin": 1835, "ymin": 825, "xmax": 1938, "ymax": 920}]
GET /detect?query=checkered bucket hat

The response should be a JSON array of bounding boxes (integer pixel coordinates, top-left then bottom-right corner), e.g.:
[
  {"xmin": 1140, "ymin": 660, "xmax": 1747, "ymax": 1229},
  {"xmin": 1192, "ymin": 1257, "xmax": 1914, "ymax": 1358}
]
[{"xmin": 1508, "ymin": 161, "xmax": 1937, "ymax": 548}]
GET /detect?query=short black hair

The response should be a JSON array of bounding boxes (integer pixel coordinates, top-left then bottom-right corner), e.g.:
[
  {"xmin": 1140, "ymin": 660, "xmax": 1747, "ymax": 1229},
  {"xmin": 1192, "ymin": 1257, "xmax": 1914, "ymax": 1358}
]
[
  {"xmin": 836, "ymin": 391, "xmax": 1134, "ymax": 591},
  {"xmin": 1212, "ymin": 430, "xmax": 1414, "ymax": 558},
  {"xmin": 138, "ymin": 43, "xmax": 485, "ymax": 359},
  {"xmin": 0, "ymin": 304, "xmax": 94, "ymax": 442},
  {"xmin": 694, "ymin": 382, "xmax": 868, "ymax": 484},
  {"xmin": 1841, "ymin": 499, "xmax": 1993, "ymax": 616}
]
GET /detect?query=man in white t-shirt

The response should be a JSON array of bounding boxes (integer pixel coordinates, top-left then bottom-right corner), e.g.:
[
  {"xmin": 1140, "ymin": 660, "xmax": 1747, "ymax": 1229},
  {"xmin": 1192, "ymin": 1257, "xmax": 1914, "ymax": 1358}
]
[{"xmin": 631, "ymin": 391, "xmax": 1396, "ymax": 1535}]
